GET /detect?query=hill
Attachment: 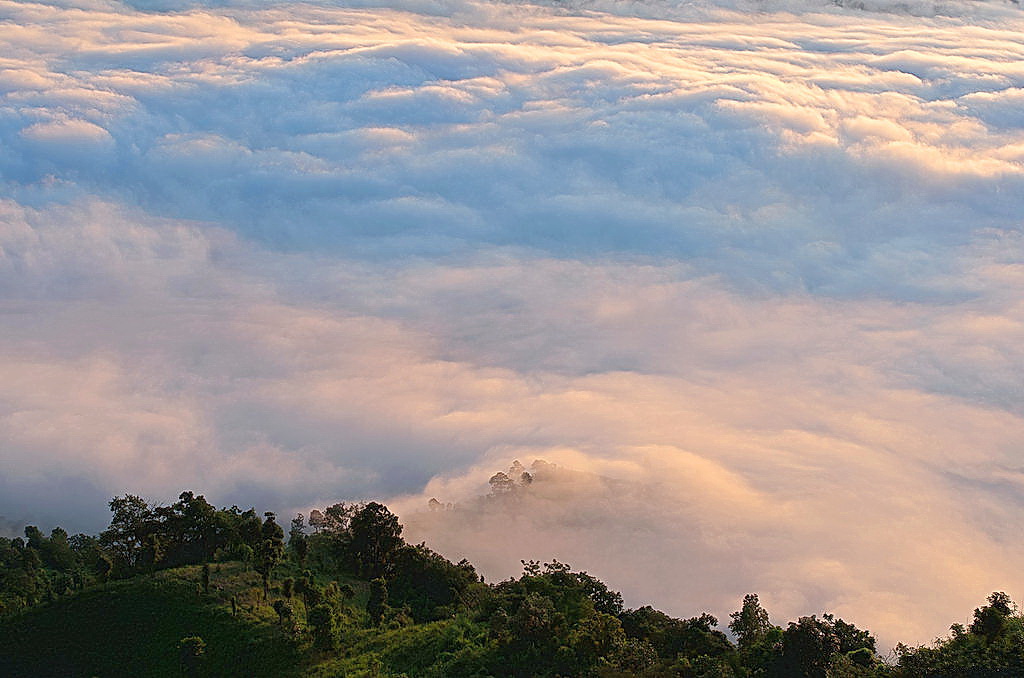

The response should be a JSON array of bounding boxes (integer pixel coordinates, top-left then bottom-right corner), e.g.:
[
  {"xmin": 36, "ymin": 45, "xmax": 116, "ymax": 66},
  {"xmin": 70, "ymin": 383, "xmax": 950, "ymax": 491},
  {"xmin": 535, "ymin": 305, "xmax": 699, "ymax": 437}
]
[
  {"xmin": 0, "ymin": 563, "xmax": 300, "ymax": 678},
  {"xmin": 4, "ymin": 472, "xmax": 1024, "ymax": 677}
]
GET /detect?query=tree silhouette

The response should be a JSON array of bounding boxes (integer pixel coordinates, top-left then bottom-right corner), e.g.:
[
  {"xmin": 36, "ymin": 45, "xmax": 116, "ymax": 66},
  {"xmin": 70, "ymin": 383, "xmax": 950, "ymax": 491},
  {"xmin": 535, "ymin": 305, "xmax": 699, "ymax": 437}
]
[
  {"xmin": 368, "ymin": 577, "xmax": 388, "ymax": 626},
  {"xmin": 348, "ymin": 503, "xmax": 403, "ymax": 578}
]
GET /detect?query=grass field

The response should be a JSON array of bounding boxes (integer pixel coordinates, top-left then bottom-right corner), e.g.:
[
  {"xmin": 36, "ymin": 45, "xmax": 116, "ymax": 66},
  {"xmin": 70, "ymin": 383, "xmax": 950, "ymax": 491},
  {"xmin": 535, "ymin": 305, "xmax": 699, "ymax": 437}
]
[{"xmin": 0, "ymin": 564, "xmax": 302, "ymax": 678}]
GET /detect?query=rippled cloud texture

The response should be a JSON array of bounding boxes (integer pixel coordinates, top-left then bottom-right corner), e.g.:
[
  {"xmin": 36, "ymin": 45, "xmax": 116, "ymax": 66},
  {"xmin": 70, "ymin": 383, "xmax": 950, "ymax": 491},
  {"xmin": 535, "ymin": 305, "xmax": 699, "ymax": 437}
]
[{"xmin": 2, "ymin": 0, "xmax": 1024, "ymax": 646}]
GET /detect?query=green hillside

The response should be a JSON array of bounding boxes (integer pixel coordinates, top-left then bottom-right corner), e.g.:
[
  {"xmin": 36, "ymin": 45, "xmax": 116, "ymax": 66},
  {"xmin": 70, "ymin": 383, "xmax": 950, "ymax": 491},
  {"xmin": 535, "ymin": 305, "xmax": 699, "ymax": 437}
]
[
  {"xmin": 4, "ymin": 481, "xmax": 1024, "ymax": 677},
  {"xmin": 0, "ymin": 564, "xmax": 301, "ymax": 678}
]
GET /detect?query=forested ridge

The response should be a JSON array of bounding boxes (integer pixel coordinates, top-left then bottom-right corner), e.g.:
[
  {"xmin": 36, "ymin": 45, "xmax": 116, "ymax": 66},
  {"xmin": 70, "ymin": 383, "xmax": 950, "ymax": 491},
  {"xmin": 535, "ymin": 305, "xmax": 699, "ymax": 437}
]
[{"xmin": 3, "ymin": 468, "xmax": 1023, "ymax": 677}]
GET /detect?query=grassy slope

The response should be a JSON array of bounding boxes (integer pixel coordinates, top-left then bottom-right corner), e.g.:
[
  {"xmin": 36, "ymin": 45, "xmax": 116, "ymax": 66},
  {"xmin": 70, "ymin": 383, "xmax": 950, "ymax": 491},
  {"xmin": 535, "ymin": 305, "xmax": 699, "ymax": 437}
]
[
  {"xmin": 0, "ymin": 563, "xmax": 302, "ymax": 678},
  {"xmin": 0, "ymin": 563, "xmax": 493, "ymax": 678},
  {"xmin": 309, "ymin": 616, "xmax": 492, "ymax": 678}
]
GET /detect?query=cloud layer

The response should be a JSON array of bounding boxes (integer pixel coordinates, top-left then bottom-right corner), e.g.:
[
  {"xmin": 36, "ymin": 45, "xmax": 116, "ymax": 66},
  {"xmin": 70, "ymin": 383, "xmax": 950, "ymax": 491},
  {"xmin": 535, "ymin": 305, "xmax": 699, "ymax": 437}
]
[{"xmin": 2, "ymin": 0, "xmax": 1023, "ymax": 647}]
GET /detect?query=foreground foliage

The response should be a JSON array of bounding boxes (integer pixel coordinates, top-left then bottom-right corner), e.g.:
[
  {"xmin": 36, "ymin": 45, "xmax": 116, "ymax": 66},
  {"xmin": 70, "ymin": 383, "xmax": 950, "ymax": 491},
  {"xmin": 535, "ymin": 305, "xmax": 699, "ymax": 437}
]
[{"xmin": 2, "ymin": 480, "xmax": 1023, "ymax": 677}]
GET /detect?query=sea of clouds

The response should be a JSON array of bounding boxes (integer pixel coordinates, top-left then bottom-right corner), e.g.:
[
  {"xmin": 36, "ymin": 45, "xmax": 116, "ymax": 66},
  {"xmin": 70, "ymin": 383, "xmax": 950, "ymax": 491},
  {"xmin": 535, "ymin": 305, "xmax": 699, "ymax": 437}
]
[{"xmin": 1, "ymin": 0, "xmax": 1023, "ymax": 647}]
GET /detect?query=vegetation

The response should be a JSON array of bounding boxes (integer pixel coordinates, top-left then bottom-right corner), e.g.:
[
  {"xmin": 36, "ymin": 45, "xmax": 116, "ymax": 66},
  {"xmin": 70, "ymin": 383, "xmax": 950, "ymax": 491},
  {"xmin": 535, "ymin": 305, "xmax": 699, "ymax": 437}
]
[{"xmin": 2, "ymin": 472, "xmax": 1023, "ymax": 677}]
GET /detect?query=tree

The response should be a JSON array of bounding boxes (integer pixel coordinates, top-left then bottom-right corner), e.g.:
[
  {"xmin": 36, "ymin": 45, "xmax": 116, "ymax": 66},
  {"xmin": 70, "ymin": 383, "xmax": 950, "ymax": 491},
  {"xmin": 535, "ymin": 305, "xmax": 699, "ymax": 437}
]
[
  {"xmin": 273, "ymin": 599, "xmax": 294, "ymax": 627},
  {"xmin": 295, "ymin": 571, "xmax": 325, "ymax": 615},
  {"xmin": 571, "ymin": 612, "xmax": 626, "ymax": 671},
  {"xmin": 308, "ymin": 603, "xmax": 338, "ymax": 651},
  {"xmin": 289, "ymin": 514, "xmax": 308, "ymax": 566},
  {"xmin": 160, "ymin": 491, "xmax": 220, "ymax": 565},
  {"xmin": 94, "ymin": 551, "xmax": 113, "ymax": 582},
  {"xmin": 308, "ymin": 509, "xmax": 325, "ymax": 534},
  {"xmin": 42, "ymin": 527, "xmax": 77, "ymax": 572},
  {"xmin": 255, "ymin": 513, "xmax": 285, "ymax": 597},
  {"xmin": 897, "ymin": 593, "xmax": 1024, "ymax": 675},
  {"xmin": 620, "ymin": 606, "xmax": 733, "ymax": 662},
  {"xmin": 610, "ymin": 637, "xmax": 659, "ymax": 673},
  {"xmin": 387, "ymin": 543, "xmax": 478, "ymax": 621},
  {"xmin": 347, "ymin": 502, "xmax": 403, "ymax": 578},
  {"xmin": 201, "ymin": 562, "xmax": 210, "ymax": 594},
  {"xmin": 100, "ymin": 495, "xmax": 152, "ymax": 573},
  {"xmin": 577, "ymin": 570, "xmax": 623, "ymax": 616},
  {"xmin": 256, "ymin": 540, "xmax": 283, "ymax": 599},
  {"xmin": 234, "ymin": 508, "xmax": 262, "ymax": 549},
  {"xmin": 776, "ymin": 616, "xmax": 840, "ymax": 678},
  {"xmin": 488, "ymin": 472, "xmax": 514, "ymax": 495},
  {"xmin": 730, "ymin": 593, "xmax": 772, "ymax": 649},
  {"xmin": 261, "ymin": 512, "xmax": 285, "ymax": 544},
  {"xmin": 138, "ymin": 532, "xmax": 167, "ymax": 573},
  {"xmin": 23, "ymin": 526, "xmax": 44, "ymax": 550},
  {"xmin": 321, "ymin": 503, "xmax": 358, "ymax": 535},
  {"xmin": 971, "ymin": 592, "xmax": 1014, "ymax": 642},
  {"xmin": 499, "ymin": 592, "xmax": 563, "ymax": 673},
  {"xmin": 828, "ymin": 613, "xmax": 875, "ymax": 654},
  {"xmin": 368, "ymin": 577, "xmax": 388, "ymax": 626}
]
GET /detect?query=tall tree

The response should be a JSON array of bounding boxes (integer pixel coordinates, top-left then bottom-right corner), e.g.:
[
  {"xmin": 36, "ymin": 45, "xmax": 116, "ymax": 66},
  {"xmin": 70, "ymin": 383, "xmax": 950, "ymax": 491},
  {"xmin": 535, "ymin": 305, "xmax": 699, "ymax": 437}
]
[
  {"xmin": 100, "ymin": 495, "xmax": 152, "ymax": 573},
  {"xmin": 255, "ymin": 513, "xmax": 285, "ymax": 597},
  {"xmin": 368, "ymin": 577, "xmax": 388, "ymax": 626},
  {"xmin": 348, "ymin": 502, "xmax": 403, "ymax": 578},
  {"xmin": 289, "ymin": 514, "xmax": 308, "ymax": 566},
  {"xmin": 730, "ymin": 593, "xmax": 772, "ymax": 649},
  {"xmin": 308, "ymin": 604, "xmax": 338, "ymax": 651}
]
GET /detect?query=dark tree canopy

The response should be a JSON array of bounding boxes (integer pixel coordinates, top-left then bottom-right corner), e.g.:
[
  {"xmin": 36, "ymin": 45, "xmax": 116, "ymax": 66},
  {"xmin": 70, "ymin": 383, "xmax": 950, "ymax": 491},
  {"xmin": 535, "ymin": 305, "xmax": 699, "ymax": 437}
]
[{"xmin": 347, "ymin": 502, "xmax": 403, "ymax": 579}]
